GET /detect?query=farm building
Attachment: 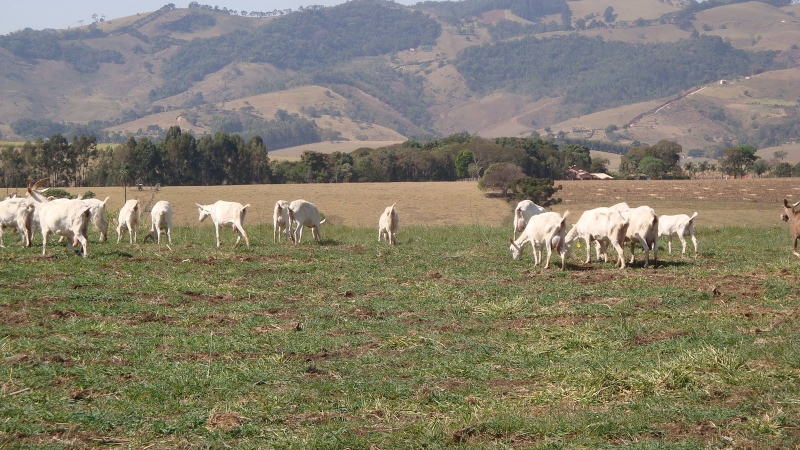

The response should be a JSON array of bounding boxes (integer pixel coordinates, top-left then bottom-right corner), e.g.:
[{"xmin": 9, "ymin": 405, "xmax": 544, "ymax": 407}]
[{"xmin": 565, "ymin": 166, "xmax": 611, "ymax": 180}]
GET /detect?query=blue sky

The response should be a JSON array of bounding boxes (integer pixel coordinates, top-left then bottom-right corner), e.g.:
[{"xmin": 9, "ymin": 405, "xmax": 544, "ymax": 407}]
[{"xmin": 0, "ymin": 0, "xmax": 415, "ymax": 36}]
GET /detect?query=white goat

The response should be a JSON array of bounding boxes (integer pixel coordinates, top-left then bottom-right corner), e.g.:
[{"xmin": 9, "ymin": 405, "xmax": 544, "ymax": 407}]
[
  {"xmin": 195, "ymin": 200, "xmax": 251, "ymax": 248},
  {"xmin": 509, "ymin": 211, "xmax": 570, "ymax": 269},
  {"xmin": 615, "ymin": 205, "xmax": 659, "ymax": 267},
  {"xmin": 116, "ymin": 199, "xmax": 141, "ymax": 244},
  {"xmin": 14, "ymin": 178, "xmax": 51, "ymax": 248},
  {"xmin": 378, "ymin": 203, "xmax": 399, "ymax": 245},
  {"xmin": 0, "ymin": 196, "xmax": 27, "ymax": 247},
  {"xmin": 15, "ymin": 200, "xmax": 37, "ymax": 247},
  {"xmin": 564, "ymin": 207, "xmax": 629, "ymax": 269},
  {"xmin": 81, "ymin": 197, "xmax": 110, "ymax": 242},
  {"xmin": 273, "ymin": 200, "xmax": 291, "ymax": 243},
  {"xmin": 287, "ymin": 200, "xmax": 325, "ymax": 244},
  {"xmin": 25, "ymin": 182, "xmax": 91, "ymax": 257},
  {"xmin": 658, "ymin": 212, "xmax": 698, "ymax": 255},
  {"xmin": 513, "ymin": 200, "xmax": 546, "ymax": 240},
  {"xmin": 781, "ymin": 199, "xmax": 800, "ymax": 258},
  {"xmin": 143, "ymin": 200, "xmax": 173, "ymax": 245}
]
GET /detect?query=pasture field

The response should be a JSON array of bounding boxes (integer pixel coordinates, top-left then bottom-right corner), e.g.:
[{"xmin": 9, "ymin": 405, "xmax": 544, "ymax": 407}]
[
  {"xmin": 63, "ymin": 178, "xmax": 800, "ymax": 231},
  {"xmin": 1, "ymin": 216, "xmax": 800, "ymax": 448}
]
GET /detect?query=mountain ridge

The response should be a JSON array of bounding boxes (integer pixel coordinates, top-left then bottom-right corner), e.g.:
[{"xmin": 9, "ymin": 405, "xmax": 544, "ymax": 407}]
[{"xmin": 2, "ymin": 0, "xmax": 800, "ymax": 157}]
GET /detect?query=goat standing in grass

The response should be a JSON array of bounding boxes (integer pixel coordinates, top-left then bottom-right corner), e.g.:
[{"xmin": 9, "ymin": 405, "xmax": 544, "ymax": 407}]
[
  {"xmin": 378, "ymin": 203, "xmax": 399, "ymax": 245},
  {"xmin": 509, "ymin": 211, "xmax": 570, "ymax": 270},
  {"xmin": 144, "ymin": 200, "xmax": 173, "ymax": 245},
  {"xmin": 513, "ymin": 200, "xmax": 546, "ymax": 240},
  {"xmin": 195, "ymin": 201, "xmax": 251, "ymax": 248},
  {"xmin": 658, "ymin": 212, "xmax": 698, "ymax": 256},
  {"xmin": 273, "ymin": 200, "xmax": 291, "ymax": 243},
  {"xmin": 781, "ymin": 199, "xmax": 800, "ymax": 258},
  {"xmin": 117, "ymin": 199, "xmax": 141, "ymax": 244},
  {"xmin": 25, "ymin": 179, "xmax": 92, "ymax": 257},
  {"xmin": 287, "ymin": 200, "xmax": 325, "ymax": 244}
]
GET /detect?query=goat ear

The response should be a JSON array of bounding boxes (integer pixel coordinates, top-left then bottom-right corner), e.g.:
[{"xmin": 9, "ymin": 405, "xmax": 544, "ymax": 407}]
[
  {"xmin": 794, "ymin": 201, "xmax": 800, "ymax": 208},
  {"xmin": 194, "ymin": 203, "xmax": 203, "ymax": 208}
]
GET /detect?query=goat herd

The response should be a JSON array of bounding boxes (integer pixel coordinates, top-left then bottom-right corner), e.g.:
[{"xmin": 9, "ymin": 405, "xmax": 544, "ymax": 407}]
[
  {"xmin": 0, "ymin": 178, "xmax": 400, "ymax": 258},
  {"xmin": 2, "ymin": 178, "xmax": 799, "ymax": 266},
  {"xmin": 509, "ymin": 200, "xmax": 700, "ymax": 271}
]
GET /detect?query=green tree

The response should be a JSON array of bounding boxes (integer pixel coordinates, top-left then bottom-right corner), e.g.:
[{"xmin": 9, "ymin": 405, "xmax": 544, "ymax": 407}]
[
  {"xmin": 603, "ymin": 6, "xmax": 616, "ymax": 23},
  {"xmin": 478, "ymin": 162, "xmax": 525, "ymax": 197},
  {"xmin": 72, "ymin": 134, "xmax": 98, "ymax": 187},
  {"xmin": 242, "ymin": 136, "xmax": 271, "ymax": 184},
  {"xmin": 773, "ymin": 162, "xmax": 793, "ymax": 177},
  {"xmin": 638, "ymin": 156, "xmax": 668, "ymax": 179},
  {"xmin": 508, "ymin": 177, "xmax": 563, "ymax": 206},
  {"xmin": 454, "ymin": 150, "xmax": 475, "ymax": 179},
  {"xmin": 719, "ymin": 145, "xmax": 758, "ymax": 178},
  {"xmin": 561, "ymin": 144, "xmax": 591, "ymax": 171},
  {"xmin": 589, "ymin": 157, "xmax": 609, "ymax": 174},
  {"xmin": 752, "ymin": 159, "xmax": 770, "ymax": 178}
]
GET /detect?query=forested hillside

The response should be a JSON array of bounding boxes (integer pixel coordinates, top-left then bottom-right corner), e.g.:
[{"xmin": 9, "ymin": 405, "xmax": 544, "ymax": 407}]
[
  {"xmin": 455, "ymin": 34, "xmax": 781, "ymax": 115},
  {"xmin": 1, "ymin": 0, "xmax": 799, "ymax": 159}
]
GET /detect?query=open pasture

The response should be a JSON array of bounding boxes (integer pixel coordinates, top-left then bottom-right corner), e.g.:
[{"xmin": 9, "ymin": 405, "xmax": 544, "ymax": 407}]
[
  {"xmin": 2, "ymin": 179, "xmax": 800, "ymax": 448},
  {"xmin": 72, "ymin": 178, "xmax": 799, "ymax": 231}
]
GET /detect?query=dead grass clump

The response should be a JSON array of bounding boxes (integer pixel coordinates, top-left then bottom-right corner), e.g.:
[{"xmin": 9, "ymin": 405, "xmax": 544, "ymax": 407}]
[{"xmin": 206, "ymin": 411, "xmax": 245, "ymax": 431}]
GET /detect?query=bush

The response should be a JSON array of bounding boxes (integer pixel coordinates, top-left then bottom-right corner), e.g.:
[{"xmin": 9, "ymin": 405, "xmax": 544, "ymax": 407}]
[
  {"xmin": 508, "ymin": 177, "xmax": 563, "ymax": 206},
  {"xmin": 478, "ymin": 163, "xmax": 525, "ymax": 197}
]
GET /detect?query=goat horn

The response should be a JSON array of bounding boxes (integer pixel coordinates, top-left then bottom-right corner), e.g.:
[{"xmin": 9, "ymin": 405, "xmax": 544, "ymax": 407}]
[
  {"xmin": 32, "ymin": 178, "xmax": 49, "ymax": 190},
  {"xmin": 794, "ymin": 201, "xmax": 800, "ymax": 208}
]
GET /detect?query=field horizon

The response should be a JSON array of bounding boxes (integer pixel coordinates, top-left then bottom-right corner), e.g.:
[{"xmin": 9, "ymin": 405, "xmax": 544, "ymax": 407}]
[{"xmin": 22, "ymin": 179, "xmax": 798, "ymax": 232}]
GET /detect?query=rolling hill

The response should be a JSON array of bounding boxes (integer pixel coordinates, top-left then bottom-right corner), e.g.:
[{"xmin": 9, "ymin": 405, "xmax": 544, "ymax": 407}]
[{"xmin": 1, "ymin": 0, "xmax": 800, "ymax": 160}]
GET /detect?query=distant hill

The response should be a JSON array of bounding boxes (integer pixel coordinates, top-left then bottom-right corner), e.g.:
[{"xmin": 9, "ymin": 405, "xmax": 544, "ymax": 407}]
[{"xmin": 1, "ymin": 0, "xmax": 799, "ymax": 157}]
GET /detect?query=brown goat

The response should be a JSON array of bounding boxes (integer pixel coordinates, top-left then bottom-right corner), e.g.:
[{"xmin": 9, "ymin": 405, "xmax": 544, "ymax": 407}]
[{"xmin": 781, "ymin": 199, "xmax": 800, "ymax": 258}]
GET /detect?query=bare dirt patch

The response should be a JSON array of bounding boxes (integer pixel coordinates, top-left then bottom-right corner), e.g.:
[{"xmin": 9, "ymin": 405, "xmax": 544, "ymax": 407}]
[{"xmin": 206, "ymin": 412, "xmax": 245, "ymax": 431}]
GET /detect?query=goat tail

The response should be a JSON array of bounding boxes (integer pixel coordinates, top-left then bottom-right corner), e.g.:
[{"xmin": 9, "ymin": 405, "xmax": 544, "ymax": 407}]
[
  {"xmin": 320, "ymin": 218, "xmax": 327, "ymax": 225},
  {"xmin": 689, "ymin": 211, "xmax": 698, "ymax": 221},
  {"xmin": 102, "ymin": 196, "xmax": 110, "ymax": 205},
  {"xmin": 242, "ymin": 204, "xmax": 251, "ymax": 210}
]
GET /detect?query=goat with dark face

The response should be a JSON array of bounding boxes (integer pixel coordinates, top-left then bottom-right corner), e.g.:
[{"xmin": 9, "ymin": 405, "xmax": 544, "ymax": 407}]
[{"xmin": 781, "ymin": 199, "xmax": 800, "ymax": 258}]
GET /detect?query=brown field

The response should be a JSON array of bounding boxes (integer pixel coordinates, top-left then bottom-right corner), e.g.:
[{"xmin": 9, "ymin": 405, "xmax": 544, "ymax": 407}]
[
  {"xmin": 268, "ymin": 139, "xmax": 405, "ymax": 159},
  {"xmin": 69, "ymin": 179, "xmax": 799, "ymax": 231}
]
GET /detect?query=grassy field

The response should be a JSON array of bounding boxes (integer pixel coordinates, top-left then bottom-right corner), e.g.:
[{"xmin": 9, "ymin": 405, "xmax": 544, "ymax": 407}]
[
  {"xmin": 41, "ymin": 179, "xmax": 800, "ymax": 233},
  {"xmin": 2, "ymin": 215, "xmax": 800, "ymax": 448},
  {"xmin": 2, "ymin": 179, "xmax": 800, "ymax": 448}
]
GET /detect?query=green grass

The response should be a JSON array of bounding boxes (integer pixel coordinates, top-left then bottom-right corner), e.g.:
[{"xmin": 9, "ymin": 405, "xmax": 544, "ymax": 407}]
[{"xmin": 1, "ymin": 224, "xmax": 799, "ymax": 448}]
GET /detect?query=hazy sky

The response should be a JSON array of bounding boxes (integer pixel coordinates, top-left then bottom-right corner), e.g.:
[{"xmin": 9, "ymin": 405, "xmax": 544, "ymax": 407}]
[{"xmin": 0, "ymin": 0, "xmax": 415, "ymax": 36}]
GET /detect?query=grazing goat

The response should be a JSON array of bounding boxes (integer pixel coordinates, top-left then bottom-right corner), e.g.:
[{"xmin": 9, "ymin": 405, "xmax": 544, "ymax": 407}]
[
  {"xmin": 509, "ymin": 211, "xmax": 570, "ymax": 269},
  {"xmin": 287, "ymin": 200, "xmax": 325, "ymax": 244},
  {"xmin": 116, "ymin": 199, "xmax": 141, "ymax": 244},
  {"xmin": 658, "ymin": 212, "xmax": 698, "ymax": 255},
  {"xmin": 195, "ymin": 200, "xmax": 251, "ymax": 248},
  {"xmin": 273, "ymin": 200, "xmax": 291, "ymax": 243},
  {"xmin": 378, "ymin": 203, "xmax": 399, "ymax": 245},
  {"xmin": 25, "ymin": 181, "xmax": 91, "ymax": 257},
  {"xmin": 564, "ymin": 207, "xmax": 629, "ymax": 269},
  {"xmin": 81, "ymin": 197, "xmax": 110, "ymax": 242},
  {"xmin": 143, "ymin": 200, "xmax": 173, "ymax": 245},
  {"xmin": 781, "ymin": 199, "xmax": 800, "ymax": 258},
  {"xmin": 513, "ymin": 200, "xmax": 546, "ymax": 240},
  {"xmin": 616, "ymin": 205, "xmax": 659, "ymax": 268}
]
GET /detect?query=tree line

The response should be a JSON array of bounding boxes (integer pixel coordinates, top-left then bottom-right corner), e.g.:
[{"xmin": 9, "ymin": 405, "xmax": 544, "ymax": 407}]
[{"xmin": 0, "ymin": 131, "xmax": 612, "ymax": 189}]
